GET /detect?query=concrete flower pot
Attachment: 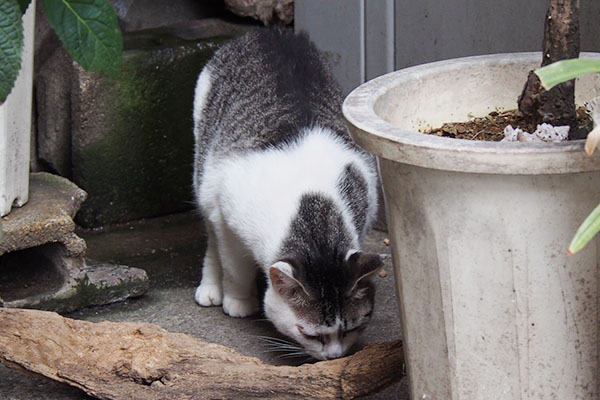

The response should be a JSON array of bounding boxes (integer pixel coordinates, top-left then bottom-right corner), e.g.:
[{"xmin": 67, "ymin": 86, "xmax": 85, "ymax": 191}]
[
  {"xmin": 343, "ymin": 53, "xmax": 600, "ymax": 400},
  {"xmin": 0, "ymin": 3, "xmax": 35, "ymax": 217}
]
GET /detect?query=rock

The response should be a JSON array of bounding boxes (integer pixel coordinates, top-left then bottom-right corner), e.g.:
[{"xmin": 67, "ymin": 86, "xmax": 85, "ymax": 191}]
[
  {"xmin": 0, "ymin": 173, "xmax": 149, "ymax": 313},
  {"xmin": 501, "ymin": 123, "xmax": 570, "ymax": 143},
  {"xmin": 64, "ymin": 259, "xmax": 149, "ymax": 311},
  {"xmin": 0, "ymin": 173, "xmax": 87, "ymax": 255},
  {"xmin": 35, "ymin": 46, "xmax": 73, "ymax": 177},
  {"xmin": 224, "ymin": 0, "xmax": 294, "ymax": 25},
  {"xmin": 68, "ymin": 24, "xmax": 240, "ymax": 228},
  {"xmin": 110, "ymin": 0, "xmax": 219, "ymax": 32},
  {"xmin": 35, "ymin": 18, "xmax": 248, "ymax": 187},
  {"xmin": 33, "ymin": 0, "xmax": 62, "ymax": 74}
]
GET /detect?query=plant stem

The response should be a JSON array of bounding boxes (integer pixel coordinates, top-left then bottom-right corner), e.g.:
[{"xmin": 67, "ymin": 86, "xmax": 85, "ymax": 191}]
[{"xmin": 517, "ymin": 0, "xmax": 580, "ymax": 136}]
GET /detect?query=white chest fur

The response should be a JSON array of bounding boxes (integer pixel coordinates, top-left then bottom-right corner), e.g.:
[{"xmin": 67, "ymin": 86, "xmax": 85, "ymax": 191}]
[{"xmin": 197, "ymin": 127, "xmax": 374, "ymax": 266}]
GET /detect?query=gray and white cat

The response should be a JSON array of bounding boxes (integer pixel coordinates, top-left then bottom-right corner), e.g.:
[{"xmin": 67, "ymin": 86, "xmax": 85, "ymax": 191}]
[{"xmin": 192, "ymin": 29, "xmax": 382, "ymax": 360}]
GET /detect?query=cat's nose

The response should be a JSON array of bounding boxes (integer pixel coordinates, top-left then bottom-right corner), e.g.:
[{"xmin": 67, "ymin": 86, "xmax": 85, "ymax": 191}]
[
  {"xmin": 324, "ymin": 343, "xmax": 344, "ymax": 359},
  {"xmin": 324, "ymin": 351, "xmax": 343, "ymax": 360}
]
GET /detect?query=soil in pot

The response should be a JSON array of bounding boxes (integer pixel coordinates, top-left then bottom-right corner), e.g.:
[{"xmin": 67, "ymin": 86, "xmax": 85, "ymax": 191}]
[{"xmin": 424, "ymin": 107, "xmax": 593, "ymax": 142}]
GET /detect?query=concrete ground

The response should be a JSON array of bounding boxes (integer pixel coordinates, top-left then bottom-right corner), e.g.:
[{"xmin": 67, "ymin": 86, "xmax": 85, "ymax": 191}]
[{"xmin": 0, "ymin": 211, "xmax": 409, "ymax": 399}]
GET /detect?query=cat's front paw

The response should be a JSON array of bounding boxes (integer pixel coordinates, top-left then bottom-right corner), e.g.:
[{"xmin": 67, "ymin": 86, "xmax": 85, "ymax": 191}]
[
  {"xmin": 195, "ymin": 283, "xmax": 223, "ymax": 306},
  {"xmin": 222, "ymin": 295, "xmax": 259, "ymax": 318}
]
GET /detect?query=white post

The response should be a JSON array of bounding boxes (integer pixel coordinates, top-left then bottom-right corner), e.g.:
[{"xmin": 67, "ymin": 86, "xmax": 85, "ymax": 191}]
[{"xmin": 0, "ymin": 2, "xmax": 35, "ymax": 217}]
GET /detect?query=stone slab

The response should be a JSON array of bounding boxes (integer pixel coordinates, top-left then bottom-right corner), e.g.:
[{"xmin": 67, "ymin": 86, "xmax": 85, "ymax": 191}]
[
  {"xmin": 81, "ymin": 260, "xmax": 150, "ymax": 307},
  {"xmin": 0, "ymin": 246, "xmax": 148, "ymax": 313},
  {"xmin": 224, "ymin": 0, "xmax": 294, "ymax": 25},
  {"xmin": 0, "ymin": 172, "xmax": 87, "ymax": 256},
  {"xmin": 0, "ymin": 173, "xmax": 149, "ymax": 313},
  {"xmin": 70, "ymin": 24, "xmax": 242, "ymax": 228}
]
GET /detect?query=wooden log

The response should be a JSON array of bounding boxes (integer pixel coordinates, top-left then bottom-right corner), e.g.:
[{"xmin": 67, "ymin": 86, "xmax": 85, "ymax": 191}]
[{"xmin": 0, "ymin": 308, "xmax": 403, "ymax": 399}]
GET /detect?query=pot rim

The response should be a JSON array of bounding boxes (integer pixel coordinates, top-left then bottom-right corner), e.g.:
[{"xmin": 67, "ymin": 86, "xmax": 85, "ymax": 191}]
[{"xmin": 343, "ymin": 52, "xmax": 600, "ymax": 175}]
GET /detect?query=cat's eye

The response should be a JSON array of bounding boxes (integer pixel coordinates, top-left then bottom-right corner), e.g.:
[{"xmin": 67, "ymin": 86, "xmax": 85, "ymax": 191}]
[
  {"xmin": 342, "ymin": 328, "xmax": 355, "ymax": 338},
  {"xmin": 342, "ymin": 325, "xmax": 363, "ymax": 338},
  {"xmin": 297, "ymin": 325, "xmax": 320, "ymax": 341}
]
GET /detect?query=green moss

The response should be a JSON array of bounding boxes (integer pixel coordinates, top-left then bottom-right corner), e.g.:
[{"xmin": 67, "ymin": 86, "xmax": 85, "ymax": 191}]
[
  {"xmin": 29, "ymin": 270, "xmax": 149, "ymax": 313},
  {"xmin": 73, "ymin": 37, "xmax": 229, "ymax": 227}
]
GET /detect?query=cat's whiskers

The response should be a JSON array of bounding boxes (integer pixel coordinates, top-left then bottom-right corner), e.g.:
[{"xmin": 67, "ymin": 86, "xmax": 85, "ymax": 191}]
[
  {"xmin": 262, "ymin": 342, "xmax": 300, "ymax": 352},
  {"xmin": 256, "ymin": 336, "xmax": 300, "ymax": 350},
  {"xmin": 254, "ymin": 334, "xmax": 295, "ymax": 344},
  {"xmin": 276, "ymin": 351, "xmax": 311, "ymax": 360},
  {"xmin": 254, "ymin": 335, "xmax": 309, "ymax": 358}
]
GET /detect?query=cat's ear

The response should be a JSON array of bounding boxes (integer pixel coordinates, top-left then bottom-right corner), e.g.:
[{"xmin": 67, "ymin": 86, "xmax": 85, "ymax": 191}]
[
  {"xmin": 345, "ymin": 250, "xmax": 384, "ymax": 295},
  {"xmin": 269, "ymin": 261, "xmax": 311, "ymax": 304}
]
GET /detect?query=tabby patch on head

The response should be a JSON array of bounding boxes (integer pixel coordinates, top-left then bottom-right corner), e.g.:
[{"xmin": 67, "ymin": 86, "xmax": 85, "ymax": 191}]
[
  {"xmin": 261, "ymin": 194, "xmax": 383, "ymax": 360},
  {"xmin": 265, "ymin": 251, "xmax": 382, "ymax": 360}
]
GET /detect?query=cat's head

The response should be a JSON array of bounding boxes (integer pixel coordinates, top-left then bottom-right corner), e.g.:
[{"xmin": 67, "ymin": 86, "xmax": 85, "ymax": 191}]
[{"xmin": 263, "ymin": 250, "xmax": 383, "ymax": 360}]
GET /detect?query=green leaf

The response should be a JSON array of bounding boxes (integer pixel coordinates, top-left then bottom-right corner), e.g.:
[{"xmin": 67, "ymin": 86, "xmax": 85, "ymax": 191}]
[
  {"xmin": 41, "ymin": 0, "xmax": 122, "ymax": 75},
  {"xmin": 0, "ymin": 0, "xmax": 24, "ymax": 104},
  {"xmin": 568, "ymin": 202, "xmax": 600, "ymax": 255},
  {"xmin": 535, "ymin": 58, "xmax": 600, "ymax": 90},
  {"xmin": 16, "ymin": 0, "xmax": 32, "ymax": 14}
]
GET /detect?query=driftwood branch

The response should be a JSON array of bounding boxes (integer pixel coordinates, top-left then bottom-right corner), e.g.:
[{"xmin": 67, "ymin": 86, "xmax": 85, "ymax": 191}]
[{"xmin": 0, "ymin": 308, "xmax": 403, "ymax": 399}]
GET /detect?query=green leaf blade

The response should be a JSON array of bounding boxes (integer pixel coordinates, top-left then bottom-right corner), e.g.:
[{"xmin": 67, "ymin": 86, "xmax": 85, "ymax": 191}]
[
  {"xmin": 535, "ymin": 59, "xmax": 600, "ymax": 90},
  {"xmin": 0, "ymin": 0, "xmax": 24, "ymax": 103},
  {"xmin": 42, "ymin": 0, "xmax": 122, "ymax": 76},
  {"xmin": 568, "ymin": 203, "xmax": 600, "ymax": 255}
]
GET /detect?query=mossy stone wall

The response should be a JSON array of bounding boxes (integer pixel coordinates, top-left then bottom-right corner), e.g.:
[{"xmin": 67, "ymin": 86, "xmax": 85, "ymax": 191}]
[{"xmin": 71, "ymin": 32, "xmax": 230, "ymax": 228}]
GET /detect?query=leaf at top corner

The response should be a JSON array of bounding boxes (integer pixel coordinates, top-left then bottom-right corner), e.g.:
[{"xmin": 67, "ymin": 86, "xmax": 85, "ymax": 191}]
[
  {"xmin": 0, "ymin": 0, "xmax": 24, "ymax": 104},
  {"xmin": 41, "ymin": 0, "xmax": 123, "ymax": 76},
  {"xmin": 16, "ymin": 0, "xmax": 32, "ymax": 14}
]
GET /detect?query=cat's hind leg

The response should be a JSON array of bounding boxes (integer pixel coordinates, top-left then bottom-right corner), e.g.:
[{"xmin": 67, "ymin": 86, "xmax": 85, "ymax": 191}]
[{"xmin": 195, "ymin": 224, "xmax": 223, "ymax": 306}]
